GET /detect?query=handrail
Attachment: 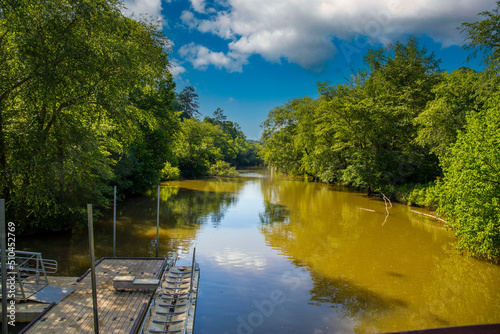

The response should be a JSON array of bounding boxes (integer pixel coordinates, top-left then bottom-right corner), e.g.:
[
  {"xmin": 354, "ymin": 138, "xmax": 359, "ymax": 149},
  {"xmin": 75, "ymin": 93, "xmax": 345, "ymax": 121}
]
[{"xmin": 0, "ymin": 250, "xmax": 58, "ymax": 301}]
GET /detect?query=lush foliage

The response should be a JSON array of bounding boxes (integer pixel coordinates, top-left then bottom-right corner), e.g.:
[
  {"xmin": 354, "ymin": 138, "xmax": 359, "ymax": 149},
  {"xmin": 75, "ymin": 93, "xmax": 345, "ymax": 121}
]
[
  {"xmin": 160, "ymin": 162, "xmax": 181, "ymax": 181},
  {"xmin": 174, "ymin": 109, "xmax": 261, "ymax": 178},
  {"xmin": 263, "ymin": 37, "xmax": 442, "ymax": 191},
  {"xmin": 261, "ymin": 4, "xmax": 500, "ymax": 260},
  {"xmin": 0, "ymin": 0, "xmax": 258, "ymax": 232},
  {"xmin": 208, "ymin": 160, "xmax": 239, "ymax": 178},
  {"xmin": 0, "ymin": 0, "xmax": 175, "ymax": 231},
  {"xmin": 437, "ymin": 98, "xmax": 500, "ymax": 260}
]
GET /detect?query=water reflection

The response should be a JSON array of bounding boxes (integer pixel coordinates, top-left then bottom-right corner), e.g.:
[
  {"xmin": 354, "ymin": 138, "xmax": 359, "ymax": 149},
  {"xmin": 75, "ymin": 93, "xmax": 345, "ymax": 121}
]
[
  {"xmin": 18, "ymin": 178, "xmax": 244, "ymax": 276},
  {"xmin": 212, "ymin": 248, "xmax": 267, "ymax": 270},
  {"xmin": 16, "ymin": 169, "xmax": 500, "ymax": 334},
  {"xmin": 258, "ymin": 173, "xmax": 500, "ymax": 333}
]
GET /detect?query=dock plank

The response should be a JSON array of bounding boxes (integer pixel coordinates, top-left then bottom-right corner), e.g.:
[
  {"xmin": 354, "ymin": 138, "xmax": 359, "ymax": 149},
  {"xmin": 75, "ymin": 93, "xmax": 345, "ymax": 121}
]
[{"xmin": 24, "ymin": 258, "xmax": 165, "ymax": 334}]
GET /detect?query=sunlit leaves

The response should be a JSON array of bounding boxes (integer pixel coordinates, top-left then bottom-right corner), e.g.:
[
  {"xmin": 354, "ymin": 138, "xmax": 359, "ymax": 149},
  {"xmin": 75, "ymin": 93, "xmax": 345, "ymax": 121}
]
[
  {"xmin": 415, "ymin": 69, "xmax": 492, "ymax": 157},
  {"xmin": 0, "ymin": 0, "xmax": 172, "ymax": 230},
  {"xmin": 438, "ymin": 95, "xmax": 500, "ymax": 260}
]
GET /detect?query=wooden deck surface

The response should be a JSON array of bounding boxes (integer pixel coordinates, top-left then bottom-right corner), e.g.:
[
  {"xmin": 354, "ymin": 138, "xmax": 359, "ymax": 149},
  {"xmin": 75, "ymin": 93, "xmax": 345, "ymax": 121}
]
[{"xmin": 24, "ymin": 258, "xmax": 166, "ymax": 334}]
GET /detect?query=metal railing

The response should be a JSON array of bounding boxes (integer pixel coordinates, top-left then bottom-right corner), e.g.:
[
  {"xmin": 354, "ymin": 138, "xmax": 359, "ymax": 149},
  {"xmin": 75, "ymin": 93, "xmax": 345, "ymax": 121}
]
[{"xmin": 0, "ymin": 250, "xmax": 58, "ymax": 301}]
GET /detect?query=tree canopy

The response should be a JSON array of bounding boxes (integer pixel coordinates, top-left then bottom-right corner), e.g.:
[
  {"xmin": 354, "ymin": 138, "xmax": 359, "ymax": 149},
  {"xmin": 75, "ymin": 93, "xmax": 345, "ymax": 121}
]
[{"xmin": 261, "ymin": 3, "xmax": 500, "ymax": 260}]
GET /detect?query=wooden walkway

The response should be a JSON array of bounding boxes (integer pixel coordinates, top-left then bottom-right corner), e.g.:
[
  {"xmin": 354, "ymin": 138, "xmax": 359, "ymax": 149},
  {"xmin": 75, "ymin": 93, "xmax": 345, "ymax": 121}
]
[{"xmin": 23, "ymin": 258, "xmax": 166, "ymax": 334}]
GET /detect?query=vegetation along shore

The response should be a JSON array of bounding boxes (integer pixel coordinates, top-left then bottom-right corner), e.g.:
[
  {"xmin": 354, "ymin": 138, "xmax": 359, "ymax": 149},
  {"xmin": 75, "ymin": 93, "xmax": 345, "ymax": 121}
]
[{"xmin": 1, "ymin": 0, "xmax": 498, "ymax": 262}]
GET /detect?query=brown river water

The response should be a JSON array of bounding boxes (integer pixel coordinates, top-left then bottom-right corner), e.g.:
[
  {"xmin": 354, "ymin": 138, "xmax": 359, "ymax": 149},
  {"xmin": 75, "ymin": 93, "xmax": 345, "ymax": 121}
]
[{"xmin": 18, "ymin": 168, "xmax": 500, "ymax": 333}]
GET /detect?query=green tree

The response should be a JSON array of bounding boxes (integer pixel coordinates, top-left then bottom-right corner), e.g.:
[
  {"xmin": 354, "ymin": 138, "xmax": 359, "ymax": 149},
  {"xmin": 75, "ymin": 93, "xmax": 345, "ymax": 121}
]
[
  {"xmin": 0, "ymin": 0, "xmax": 171, "ymax": 231},
  {"xmin": 174, "ymin": 119, "xmax": 227, "ymax": 177},
  {"xmin": 461, "ymin": 1, "xmax": 500, "ymax": 72},
  {"xmin": 177, "ymin": 85, "xmax": 200, "ymax": 119},
  {"xmin": 415, "ymin": 68, "xmax": 492, "ymax": 157},
  {"xmin": 438, "ymin": 95, "xmax": 500, "ymax": 260},
  {"xmin": 316, "ymin": 38, "xmax": 442, "ymax": 191},
  {"xmin": 435, "ymin": 2, "xmax": 500, "ymax": 261},
  {"xmin": 261, "ymin": 98, "xmax": 309, "ymax": 176},
  {"xmin": 114, "ymin": 76, "xmax": 181, "ymax": 195},
  {"xmin": 204, "ymin": 108, "xmax": 259, "ymax": 166}
]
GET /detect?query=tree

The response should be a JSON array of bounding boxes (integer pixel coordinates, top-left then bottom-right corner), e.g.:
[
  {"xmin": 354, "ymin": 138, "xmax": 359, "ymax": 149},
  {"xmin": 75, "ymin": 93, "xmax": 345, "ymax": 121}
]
[
  {"xmin": 205, "ymin": 108, "xmax": 245, "ymax": 140},
  {"xmin": 174, "ymin": 119, "xmax": 227, "ymax": 177},
  {"xmin": 316, "ymin": 38, "xmax": 442, "ymax": 190},
  {"xmin": 261, "ymin": 38, "xmax": 443, "ymax": 190},
  {"xmin": 0, "ymin": 0, "xmax": 171, "ymax": 231},
  {"xmin": 415, "ymin": 69, "xmax": 492, "ymax": 157},
  {"xmin": 461, "ymin": 1, "xmax": 500, "ymax": 73},
  {"xmin": 261, "ymin": 98, "xmax": 308, "ymax": 176},
  {"xmin": 114, "ymin": 76, "xmax": 181, "ymax": 195},
  {"xmin": 434, "ymin": 2, "xmax": 500, "ymax": 261},
  {"xmin": 438, "ymin": 95, "xmax": 500, "ymax": 260},
  {"xmin": 177, "ymin": 86, "xmax": 200, "ymax": 119}
]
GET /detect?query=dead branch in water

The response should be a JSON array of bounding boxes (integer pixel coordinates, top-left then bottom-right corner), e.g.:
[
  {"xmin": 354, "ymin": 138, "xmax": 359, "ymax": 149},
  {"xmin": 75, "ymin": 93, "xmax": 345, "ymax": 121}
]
[
  {"xmin": 409, "ymin": 209, "xmax": 448, "ymax": 224},
  {"xmin": 358, "ymin": 207, "xmax": 376, "ymax": 212},
  {"xmin": 381, "ymin": 193, "xmax": 392, "ymax": 215}
]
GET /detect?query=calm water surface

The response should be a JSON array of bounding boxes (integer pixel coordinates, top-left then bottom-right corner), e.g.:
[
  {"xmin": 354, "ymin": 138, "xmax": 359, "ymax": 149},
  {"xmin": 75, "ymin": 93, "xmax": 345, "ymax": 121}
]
[{"xmin": 18, "ymin": 168, "xmax": 500, "ymax": 333}]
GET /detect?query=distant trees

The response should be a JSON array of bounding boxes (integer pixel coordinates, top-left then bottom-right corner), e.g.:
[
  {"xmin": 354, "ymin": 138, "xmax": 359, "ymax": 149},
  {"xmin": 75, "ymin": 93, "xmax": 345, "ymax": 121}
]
[
  {"xmin": 174, "ymin": 108, "xmax": 262, "ymax": 178},
  {"xmin": 261, "ymin": 5, "xmax": 500, "ymax": 260},
  {"xmin": 176, "ymin": 86, "xmax": 200, "ymax": 119}
]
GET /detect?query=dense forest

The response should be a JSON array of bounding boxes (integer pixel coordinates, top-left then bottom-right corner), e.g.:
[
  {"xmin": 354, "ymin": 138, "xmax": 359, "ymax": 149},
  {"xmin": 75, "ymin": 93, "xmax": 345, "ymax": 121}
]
[
  {"xmin": 261, "ymin": 5, "xmax": 500, "ymax": 261},
  {"xmin": 0, "ymin": 0, "xmax": 261, "ymax": 233}
]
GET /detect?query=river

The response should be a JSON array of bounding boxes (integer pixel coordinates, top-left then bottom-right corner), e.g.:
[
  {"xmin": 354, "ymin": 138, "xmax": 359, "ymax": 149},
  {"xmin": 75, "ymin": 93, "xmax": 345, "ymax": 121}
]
[{"xmin": 18, "ymin": 168, "xmax": 500, "ymax": 333}]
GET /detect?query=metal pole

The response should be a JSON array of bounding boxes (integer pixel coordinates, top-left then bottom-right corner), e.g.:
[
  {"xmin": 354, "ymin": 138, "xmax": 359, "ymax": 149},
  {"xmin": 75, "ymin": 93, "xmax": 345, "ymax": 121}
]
[
  {"xmin": 87, "ymin": 204, "xmax": 99, "ymax": 334},
  {"xmin": 113, "ymin": 186, "xmax": 116, "ymax": 257},
  {"xmin": 1, "ymin": 199, "xmax": 8, "ymax": 334},
  {"xmin": 190, "ymin": 247, "xmax": 196, "ymax": 293},
  {"xmin": 156, "ymin": 186, "xmax": 160, "ymax": 258}
]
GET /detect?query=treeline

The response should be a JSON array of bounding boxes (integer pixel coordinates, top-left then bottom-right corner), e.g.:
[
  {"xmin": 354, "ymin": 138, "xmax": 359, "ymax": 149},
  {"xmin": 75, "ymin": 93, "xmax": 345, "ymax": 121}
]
[
  {"xmin": 261, "ymin": 6, "xmax": 500, "ymax": 261},
  {"xmin": 0, "ymin": 0, "xmax": 260, "ymax": 233}
]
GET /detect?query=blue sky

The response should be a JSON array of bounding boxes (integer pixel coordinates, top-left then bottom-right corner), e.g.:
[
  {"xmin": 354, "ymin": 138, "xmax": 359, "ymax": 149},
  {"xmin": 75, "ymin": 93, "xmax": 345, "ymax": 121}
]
[{"xmin": 122, "ymin": 0, "xmax": 495, "ymax": 140}]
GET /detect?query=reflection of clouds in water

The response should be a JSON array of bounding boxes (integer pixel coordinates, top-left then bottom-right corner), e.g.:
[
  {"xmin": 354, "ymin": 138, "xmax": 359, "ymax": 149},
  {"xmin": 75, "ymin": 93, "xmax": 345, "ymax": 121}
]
[
  {"xmin": 212, "ymin": 248, "xmax": 267, "ymax": 270},
  {"xmin": 238, "ymin": 170, "xmax": 265, "ymax": 178}
]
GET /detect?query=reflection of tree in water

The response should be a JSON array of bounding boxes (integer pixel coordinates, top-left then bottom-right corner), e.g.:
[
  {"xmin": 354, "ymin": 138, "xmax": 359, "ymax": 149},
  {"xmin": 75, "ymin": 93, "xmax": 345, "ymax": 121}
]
[
  {"xmin": 259, "ymin": 201, "xmax": 289, "ymax": 225},
  {"xmin": 308, "ymin": 271, "xmax": 408, "ymax": 333},
  {"xmin": 17, "ymin": 179, "xmax": 245, "ymax": 276},
  {"xmin": 161, "ymin": 179, "xmax": 243, "ymax": 228},
  {"xmin": 258, "ymin": 176, "xmax": 500, "ymax": 333},
  {"xmin": 259, "ymin": 210, "xmax": 413, "ymax": 331},
  {"xmin": 418, "ymin": 253, "xmax": 500, "ymax": 329}
]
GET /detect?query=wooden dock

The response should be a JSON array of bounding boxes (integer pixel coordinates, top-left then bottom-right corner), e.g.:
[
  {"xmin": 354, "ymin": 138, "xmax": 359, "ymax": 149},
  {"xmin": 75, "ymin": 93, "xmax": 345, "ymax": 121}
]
[{"xmin": 21, "ymin": 257, "xmax": 166, "ymax": 334}]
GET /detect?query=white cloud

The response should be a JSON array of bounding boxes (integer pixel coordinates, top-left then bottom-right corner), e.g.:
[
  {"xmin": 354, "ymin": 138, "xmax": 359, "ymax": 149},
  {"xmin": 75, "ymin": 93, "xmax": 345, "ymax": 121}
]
[
  {"xmin": 190, "ymin": 0, "xmax": 206, "ymax": 14},
  {"xmin": 180, "ymin": 0, "xmax": 495, "ymax": 72},
  {"xmin": 179, "ymin": 42, "xmax": 248, "ymax": 72},
  {"xmin": 169, "ymin": 59, "xmax": 187, "ymax": 78},
  {"xmin": 121, "ymin": 0, "xmax": 164, "ymax": 20}
]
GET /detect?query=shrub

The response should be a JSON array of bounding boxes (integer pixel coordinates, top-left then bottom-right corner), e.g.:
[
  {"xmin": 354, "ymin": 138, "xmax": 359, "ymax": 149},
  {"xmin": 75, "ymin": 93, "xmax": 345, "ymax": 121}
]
[
  {"xmin": 160, "ymin": 162, "xmax": 181, "ymax": 180},
  {"xmin": 406, "ymin": 182, "xmax": 440, "ymax": 208},
  {"xmin": 208, "ymin": 161, "xmax": 239, "ymax": 177}
]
